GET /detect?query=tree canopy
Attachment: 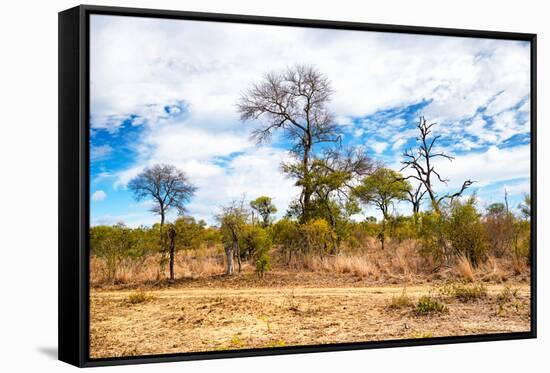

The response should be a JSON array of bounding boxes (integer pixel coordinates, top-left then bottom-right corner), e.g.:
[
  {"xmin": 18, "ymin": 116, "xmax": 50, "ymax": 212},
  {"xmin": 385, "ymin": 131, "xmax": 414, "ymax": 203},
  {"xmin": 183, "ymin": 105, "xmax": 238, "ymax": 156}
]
[{"xmin": 355, "ymin": 168, "xmax": 411, "ymax": 220}]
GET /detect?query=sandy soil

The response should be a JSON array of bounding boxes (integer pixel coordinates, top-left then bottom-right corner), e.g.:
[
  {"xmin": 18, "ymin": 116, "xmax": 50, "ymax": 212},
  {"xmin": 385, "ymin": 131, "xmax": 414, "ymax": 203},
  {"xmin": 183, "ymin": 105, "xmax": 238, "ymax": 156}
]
[{"xmin": 90, "ymin": 282, "xmax": 531, "ymax": 358}]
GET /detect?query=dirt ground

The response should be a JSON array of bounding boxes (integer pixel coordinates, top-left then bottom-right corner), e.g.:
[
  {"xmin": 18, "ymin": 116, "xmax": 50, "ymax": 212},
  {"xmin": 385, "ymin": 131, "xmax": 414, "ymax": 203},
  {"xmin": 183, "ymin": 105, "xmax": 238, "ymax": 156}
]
[{"xmin": 90, "ymin": 280, "xmax": 531, "ymax": 358}]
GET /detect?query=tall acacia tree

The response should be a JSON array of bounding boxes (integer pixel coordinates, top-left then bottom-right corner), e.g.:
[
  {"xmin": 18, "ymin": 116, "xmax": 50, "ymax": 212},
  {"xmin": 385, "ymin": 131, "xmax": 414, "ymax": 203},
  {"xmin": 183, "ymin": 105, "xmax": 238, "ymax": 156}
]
[
  {"xmin": 250, "ymin": 196, "xmax": 277, "ymax": 227},
  {"xmin": 308, "ymin": 148, "xmax": 374, "ymax": 252},
  {"xmin": 355, "ymin": 167, "xmax": 411, "ymax": 249},
  {"xmin": 237, "ymin": 64, "xmax": 340, "ymax": 222},
  {"xmin": 128, "ymin": 164, "xmax": 196, "ymax": 280},
  {"xmin": 355, "ymin": 168, "xmax": 411, "ymax": 221}
]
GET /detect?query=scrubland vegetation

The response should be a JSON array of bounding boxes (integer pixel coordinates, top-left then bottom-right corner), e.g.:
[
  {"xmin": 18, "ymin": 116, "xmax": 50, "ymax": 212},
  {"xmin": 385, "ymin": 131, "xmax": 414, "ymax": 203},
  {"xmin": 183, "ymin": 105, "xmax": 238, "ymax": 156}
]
[{"xmin": 90, "ymin": 193, "xmax": 531, "ymax": 287}]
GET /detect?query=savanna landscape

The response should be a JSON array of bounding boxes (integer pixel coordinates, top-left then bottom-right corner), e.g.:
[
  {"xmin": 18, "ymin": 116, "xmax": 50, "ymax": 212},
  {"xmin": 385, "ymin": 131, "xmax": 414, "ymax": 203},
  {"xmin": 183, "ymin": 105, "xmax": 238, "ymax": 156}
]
[{"xmin": 89, "ymin": 16, "xmax": 532, "ymax": 358}]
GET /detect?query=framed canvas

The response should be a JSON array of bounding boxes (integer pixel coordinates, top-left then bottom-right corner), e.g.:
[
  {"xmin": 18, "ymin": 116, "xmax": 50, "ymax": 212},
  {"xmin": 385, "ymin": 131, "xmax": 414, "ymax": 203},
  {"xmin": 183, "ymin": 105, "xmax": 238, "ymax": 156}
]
[{"xmin": 58, "ymin": 5, "xmax": 537, "ymax": 367}]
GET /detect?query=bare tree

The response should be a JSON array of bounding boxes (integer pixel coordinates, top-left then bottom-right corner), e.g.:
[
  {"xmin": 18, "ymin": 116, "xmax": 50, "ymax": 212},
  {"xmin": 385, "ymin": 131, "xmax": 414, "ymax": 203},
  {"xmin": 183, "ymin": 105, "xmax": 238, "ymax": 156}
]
[
  {"xmin": 400, "ymin": 117, "xmax": 474, "ymax": 213},
  {"xmin": 237, "ymin": 64, "xmax": 340, "ymax": 222},
  {"xmin": 406, "ymin": 182, "xmax": 428, "ymax": 216},
  {"xmin": 128, "ymin": 164, "xmax": 196, "ymax": 280}
]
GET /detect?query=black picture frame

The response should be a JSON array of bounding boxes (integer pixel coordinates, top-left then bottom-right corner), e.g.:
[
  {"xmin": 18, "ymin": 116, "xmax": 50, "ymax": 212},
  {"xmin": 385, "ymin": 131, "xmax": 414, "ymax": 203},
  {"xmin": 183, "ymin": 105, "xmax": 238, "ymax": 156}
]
[{"xmin": 58, "ymin": 4, "xmax": 537, "ymax": 368}]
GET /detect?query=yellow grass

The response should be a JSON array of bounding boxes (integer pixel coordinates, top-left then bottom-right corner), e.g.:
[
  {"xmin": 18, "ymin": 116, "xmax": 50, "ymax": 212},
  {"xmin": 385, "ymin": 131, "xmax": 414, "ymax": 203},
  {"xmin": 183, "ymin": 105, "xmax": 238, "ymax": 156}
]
[
  {"xmin": 455, "ymin": 255, "xmax": 475, "ymax": 282},
  {"xmin": 90, "ymin": 240, "xmax": 530, "ymax": 289},
  {"xmin": 90, "ymin": 283, "xmax": 531, "ymax": 358}
]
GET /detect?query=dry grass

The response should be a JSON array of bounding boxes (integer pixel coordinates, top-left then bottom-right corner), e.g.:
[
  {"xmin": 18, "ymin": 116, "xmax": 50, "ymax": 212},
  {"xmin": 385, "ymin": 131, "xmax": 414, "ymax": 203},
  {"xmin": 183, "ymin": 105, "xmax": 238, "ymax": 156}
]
[
  {"xmin": 91, "ymin": 248, "xmax": 225, "ymax": 287},
  {"xmin": 90, "ymin": 283, "xmax": 530, "ymax": 358},
  {"xmin": 300, "ymin": 255, "xmax": 380, "ymax": 278},
  {"xmin": 90, "ymin": 240, "xmax": 530, "ymax": 289},
  {"xmin": 455, "ymin": 255, "xmax": 475, "ymax": 282},
  {"xmin": 439, "ymin": 281, "xmax": 488, "ymax": 303},
  {"xmin": 479, "ymin": 256, "xmax": 507, "ymax": 283},
  {"xmin": 127, "ymin": 290, "xmax": 155, "ymax": 304},
  {"xmin": 387, "ymin": 288, "xmax": 413, "ymax": 309}
]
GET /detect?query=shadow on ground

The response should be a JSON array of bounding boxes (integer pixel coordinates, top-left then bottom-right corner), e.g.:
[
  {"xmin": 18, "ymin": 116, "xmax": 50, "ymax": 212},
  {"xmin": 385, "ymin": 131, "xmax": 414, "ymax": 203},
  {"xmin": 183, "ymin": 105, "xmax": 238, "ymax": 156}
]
[{"xmin": 37, "ymin": 346, "xmax": 57, "ymax": 360}]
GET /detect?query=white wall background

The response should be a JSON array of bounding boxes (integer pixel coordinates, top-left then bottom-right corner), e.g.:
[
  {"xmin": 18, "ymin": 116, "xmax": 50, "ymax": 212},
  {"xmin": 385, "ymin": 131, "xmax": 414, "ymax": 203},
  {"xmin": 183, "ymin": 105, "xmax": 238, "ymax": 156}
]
[{"xmin": 0, "ymin": 0, "xmax": 547, "ymax": 371}]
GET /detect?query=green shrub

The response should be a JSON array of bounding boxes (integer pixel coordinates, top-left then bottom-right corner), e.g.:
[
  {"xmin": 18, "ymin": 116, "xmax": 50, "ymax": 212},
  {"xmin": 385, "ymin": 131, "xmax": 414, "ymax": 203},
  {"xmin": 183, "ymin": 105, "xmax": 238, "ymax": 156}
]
[
  {"xmin": 90, "ymin": 224, "xmax": 157, "ymax": 282},
  {"xmin": 264, "ymin": 340, "xmax": 287, "ymax": 348},
  {"xmin": 415, "ymin": 296, "xmax": 448, "ymax": 315},
  {"xmin": 173, "ymin": 216, "xmax": 207, "ymax": 250},
  {"xmin": 417, "ymin": 211, "xmax": 444, "ymax": 266},
  {"xmin": 271, "ymin": 218, "xmax": 301, "ymax": 261},
  {"xmin": 388, "ymin": 216, "xmax": 417, "ymax": 242},
  {"xmin": 496, "ymin": 286, "xmax": 519, "ymax": 304},
  {"xmin": 439, "ymin": 281, "xmax": 487, "ymax": 302},
  {"xmin": 229, "ymin": 335, "xmax": 246, "ymax": 348},
  {"xmin": 411, "ymin": 332, "xmax": 434, "ymax": 339},
  {"xmin": 513, "ymin": 220, "xmax": 531, "ymax": 261},
  {"xmin": 255, "ymin": 251, "xmax": 271, "ymax": 278},
  {"xmin": 447, "ymin": 197, "xmax": 488, "ymax": 266},
  {"xmin": 300, "ymin": 218, "xmax": 334, "ymax": 256},
  {"xmin": 241, "ymin": 225, "xmax": 271, "ymax": 259}
]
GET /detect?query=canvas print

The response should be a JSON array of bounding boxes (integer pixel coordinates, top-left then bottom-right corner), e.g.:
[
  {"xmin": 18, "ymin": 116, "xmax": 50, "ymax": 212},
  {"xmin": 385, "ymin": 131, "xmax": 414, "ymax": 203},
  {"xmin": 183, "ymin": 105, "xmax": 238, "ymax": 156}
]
[{"xmin": 89, "ymin": 14, "xmax": 532, "ymax": 358}]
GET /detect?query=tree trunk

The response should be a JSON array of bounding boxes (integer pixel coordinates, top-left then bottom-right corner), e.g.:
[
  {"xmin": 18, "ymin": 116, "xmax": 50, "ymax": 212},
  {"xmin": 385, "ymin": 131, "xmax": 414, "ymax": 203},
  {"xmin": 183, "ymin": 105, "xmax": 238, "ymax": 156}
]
[
  {"xmin": 168, "ymin": 227, "xmax": 176, "ymax": 281},
  {"xmin": 159, "ymin": 210, "xmax": 168, "ymax": 276},
  {"xmin": 225, "ymin": 245, "xmax": 234, "ymax": 275},
  {"xmin": 301, "ymin": 142, "xmax": 312, "ymax": 222},
  {"xmin": 379, "ymin": 218, "xmax": 386, "ymax": 250},
  {"xmin": 236, "ymin": 242, "xmax": 242, "ymax": 273}
]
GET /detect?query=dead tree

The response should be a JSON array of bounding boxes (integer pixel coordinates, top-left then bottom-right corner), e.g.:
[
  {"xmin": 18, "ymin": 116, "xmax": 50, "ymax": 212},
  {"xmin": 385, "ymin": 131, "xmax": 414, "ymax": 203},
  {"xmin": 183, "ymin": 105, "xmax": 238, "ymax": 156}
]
[
  {"xmin": 406, "ymin": 183, "xmax": 428, "ymax": 216},
  {"xmin": 400, "ymin": 117, "xmax": 474, "ymax": 214}
]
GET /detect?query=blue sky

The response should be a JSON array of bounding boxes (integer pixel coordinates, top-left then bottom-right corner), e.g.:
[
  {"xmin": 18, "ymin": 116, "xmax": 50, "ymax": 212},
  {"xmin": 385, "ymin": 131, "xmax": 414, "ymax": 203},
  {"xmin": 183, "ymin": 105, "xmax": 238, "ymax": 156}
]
[{"xmin": 90, "ymin": 15, "xmax": 531, "ymax": 226}]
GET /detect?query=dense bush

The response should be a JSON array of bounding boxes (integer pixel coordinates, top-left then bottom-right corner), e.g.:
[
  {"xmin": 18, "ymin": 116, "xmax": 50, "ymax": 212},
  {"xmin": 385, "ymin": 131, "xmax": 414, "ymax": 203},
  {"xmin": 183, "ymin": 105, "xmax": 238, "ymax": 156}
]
[
  {"xmin": 447, "ymin": 197, "xmax": 488, "ymax": 266},
  {"xmin": 241, "ymin": 225, "xmax": 272, "ymax": 261},
  {"xmin": 300, "ymin": 218, "xmax": 335, "ymax": 257},
  {"xmin": 417, "ymin": 211, "xmax": 444, "ymax": 266},
  {"xmin": 271, "ymin": 218, "xmax": 301, "ymax": 262},
  {"xmin": 388, "ymin": 215, "xmax": 417, "ymax": 243},
  {"xmin": 90, "ymin": 223, "xmax": 158, "ymax": 281},
  {"xmin": 173, "ymin": 216, "xmax": 207, "ymax": 250},
  {"xmin": 484, "ymin": 203, "xmax": 515, "ymax": 258},
  {"xmin": 255, "ymin": 250, "xmax": 271, "ymax": 277},
  {"xmin": 513, "ymin": 220, "xmax": 531, "ymax": 261},
  {"xmin": 347, "ymin": 219, "xmax": 379, "ymax": 249}
]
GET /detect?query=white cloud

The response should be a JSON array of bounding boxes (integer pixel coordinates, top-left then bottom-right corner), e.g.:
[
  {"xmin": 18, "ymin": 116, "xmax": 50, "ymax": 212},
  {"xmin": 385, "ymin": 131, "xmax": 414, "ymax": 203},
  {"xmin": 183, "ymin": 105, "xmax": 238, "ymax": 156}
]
[
  {"xmin": 391, "ymin": 138, "xmax": 407, "ymax": 151},
  {"xmin": 90, "ymin": 144, "xmax": 113, "ymax": 161},
  {"xmin": 412, "ymin": 145, "xmax": 530, "ymax": 191},
  {"xmin": 91, "ymin": 190, "xmax": 107, "ymax": 201},
  {"xmin": 501, "ymin": 180, "xmax": 530, "ymax": 196},
  {"xmin": 90, "ymin": 15, "xmax": 530, "ymax": 134},
  {"xmin": 371, "ymin": 141, "xmax": 388, "ymax": 154},
  {"xmin": 91, "ymin": 212, "xmax": 157, "ymax": 227},
  {"xmin": 388, "ymin": 118, "xmax": 406, "ymax": 127}
]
